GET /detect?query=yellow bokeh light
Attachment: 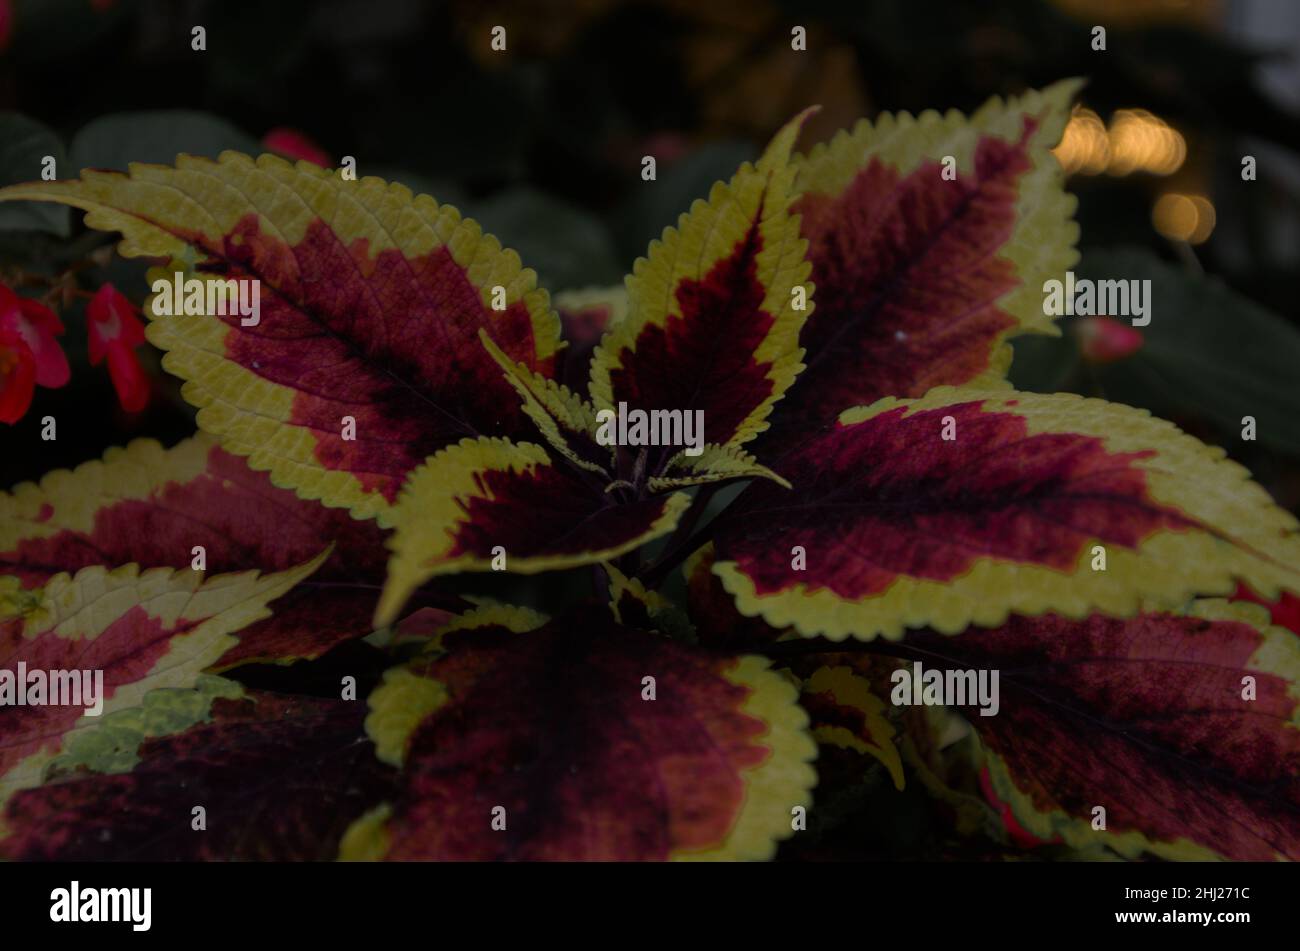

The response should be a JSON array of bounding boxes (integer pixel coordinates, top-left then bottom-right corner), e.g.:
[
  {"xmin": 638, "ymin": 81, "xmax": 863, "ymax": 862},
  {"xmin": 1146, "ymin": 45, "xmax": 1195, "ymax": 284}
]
[
  {"xmin": 1152, "ymin": 192, "xmax": 1215, "ymax": 244},
  {"xmin": 1052, "ymin": 105, "xmax": 1186, "ymax": 177}
]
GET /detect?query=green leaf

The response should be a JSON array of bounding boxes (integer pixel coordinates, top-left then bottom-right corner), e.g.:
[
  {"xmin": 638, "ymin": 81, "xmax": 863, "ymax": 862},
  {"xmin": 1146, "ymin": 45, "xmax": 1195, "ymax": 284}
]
[
  {"xmin": 470, "ymin": 187, "xmax": 621, "ymax": 292},
  {"xmin": 1081, "ymin": 247, "xmax": 1300, "ymax": 454},
  {"xmin": 68, "ymin": 111, "xmax": 261, "ymax": 172},
  {"xmin": 0, "ymin": 114, "xmax": 69, "ymax": 236},
  {"xmin": 1007, "ymin": 332, "xmax": 1079, "ymax": 394}
]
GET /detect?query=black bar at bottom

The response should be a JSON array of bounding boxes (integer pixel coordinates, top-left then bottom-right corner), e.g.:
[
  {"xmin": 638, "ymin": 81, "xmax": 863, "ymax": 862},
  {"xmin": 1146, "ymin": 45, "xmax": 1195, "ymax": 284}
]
[{"xmin": 1, "ymin": 860, "xmax": 1283, "ymax": 939}]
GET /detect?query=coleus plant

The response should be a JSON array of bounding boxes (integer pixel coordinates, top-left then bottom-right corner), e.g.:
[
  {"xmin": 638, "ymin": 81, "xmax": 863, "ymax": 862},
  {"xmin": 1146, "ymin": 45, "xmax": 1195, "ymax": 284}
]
[{"xmin": 0, "ymin": 79, "xmax": 1297, "ymax": 861}]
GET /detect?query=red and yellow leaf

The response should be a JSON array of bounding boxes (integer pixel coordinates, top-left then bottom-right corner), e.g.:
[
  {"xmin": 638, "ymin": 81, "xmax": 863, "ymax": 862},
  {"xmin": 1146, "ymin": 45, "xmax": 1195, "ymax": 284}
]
[
  {"xmin": 588, "ymin": 111, "xmax": 813, "ymax": 452},
  {"xmin": 802, "ymin": 665, "xmax": 904, "ymax": 791},
  {"xmin": 0, "ymin": 434, "xmax": 399, "ymax": 669},
  {"xmin": 713, "ymin": 389, "xmax": 1300, "ymax": 641},
  {"xmin": 0, "ymin": 554, "xmax": 324, "ymax": 808},
  {"xmin": 909, "ymin": 600, "xmax": 1300, "ymax": 860},
  {"xmin": 1235, "ymin": 583, "xmax": 1300, "ymax": 636},
  {"xmin": 602, "ymin": 562, "xmax": 694, "ymax": 640},
  {"xmin": 0, "ymin": 684, "xmax": 394, "ymax": 860},
  {"xmin": 0, "ymin": 156, "xmax": 562, "ymax": 523},
  {"xmin": 761, "ymin": 81, "xmax": 1080, "ymax": 452},
  {"xmin": 411, "ymin": 602, "xmax": 549, "ymax": 658},
  {"xmin": 343, "ymin": 610, "xmax": 816, "ymax": 860},
  {"xmin": 685, "ymin": 544, "xmax": 789, "ymax": 650},
  {"xmin": 376, "ymin": 438, "xmax": 689, "ymax": 626},
  {"xmin": 479, "ymin": 329, "xmax": 610, "ymax": 477},
  {"xmin": 554, "ymin": 285, "xmax": 627, "ymax": 389},
  {"xmin": 605, "ymin": 562, "xmax": 672, "ymax": 627},
  {"xmin": 648, "ymin": 444, "xmax": 790, "ymax": 493}
]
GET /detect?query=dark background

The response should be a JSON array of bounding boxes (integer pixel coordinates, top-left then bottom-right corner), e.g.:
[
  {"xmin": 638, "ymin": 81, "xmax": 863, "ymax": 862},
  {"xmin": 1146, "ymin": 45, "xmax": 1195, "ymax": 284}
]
[{"xmin": 3, "ymin": 0, "xmax": 1299, "ymax": 510}]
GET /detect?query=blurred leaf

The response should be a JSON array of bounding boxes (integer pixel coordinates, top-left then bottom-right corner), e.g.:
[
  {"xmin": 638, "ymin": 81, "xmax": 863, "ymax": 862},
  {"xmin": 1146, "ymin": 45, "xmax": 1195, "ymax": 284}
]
[
  {"xmin": 69, "ymin": 111, "xmax": 260, "ymax": 173},
  {"xmin": 1081, "ymin": 248, "xmax": 1300, "ymax": 455},
  {"xmin": 0, "ymin": 114, "xmax": 68, "ymax": 236},
  {"xmin": 1008, "ymin": 331, "xmax": 1079, "ymax": 394},
  {"xmin": 613, "ymin": 140, "xmax": 756, "ymax": 264},
  {"xmin": 470, "ymin": 187, "xmax": 621, "ymax": 292}
]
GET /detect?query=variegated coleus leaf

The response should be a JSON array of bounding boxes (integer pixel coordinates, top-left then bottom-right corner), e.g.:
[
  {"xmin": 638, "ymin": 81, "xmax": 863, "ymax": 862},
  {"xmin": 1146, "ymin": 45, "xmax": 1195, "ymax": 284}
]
[
  {"xmin": 554, "ymin": 285, "xmax": 627, "ymax": 391},
  {"xmin": 420, "ymin": 602, "xmax": 549, "ymax": 653},
  {"xmin": 712, "ymin": 390, "xmax": 1300, "ymax": 641},
  {"xmin": 0, "ymin": 157, "xmax": 561, "ymax": 524},
  {"xmin": 602, "ymin": 562, "xmax": 694, "ymax": 641},
  {"xmin": 1235, "ymin": 583, "xmax": 1300, "ymax": 636},
  {"xmin": 0, "ymin": 555, "xmax": 323, "ymax": 808},
  {"xmin": 588, "ymin": 110, "xmax": 813, "ymax": 468},
  {"xmin": 375, "ymin": 438, "xmax": 689, "ymax": 627},
  {"xmin": 683, "ymin": 554, "xmax": 903, "ymax": 788},
  {"xmin": 759, "ymin": 81, "xmax": 1080, "ymax": 454},
  {"xmin": 486, "ymin": 327, "xmax": 789, "ymax": 493},
  {"xmin": 904, "ymin": 600, "xmax": 1300, "ymax": 860},
  {"xmin": 647, "ymin": 445, "xmax": 789, "ymax": 492},
  {"xmin": 341, "ymin": 608, "xmax": 816, "ymax": 860},
  {"xmin": 0, "ymin": 434, "xmax": 429, "ymax": 669},
  {"xmin": 0, "ymin": 679, "xmax": 395, "ymax": 860},
  {"xmin": 801, "ymin": 666, "xmax": 904, "ymax": 791},
  {"xmin": 479, "ymin": 330, "xmax": 611, "ymax": 477},
  {"xmin": 686, "ymin": 545, "xmax": 788, "ymax": 651}
]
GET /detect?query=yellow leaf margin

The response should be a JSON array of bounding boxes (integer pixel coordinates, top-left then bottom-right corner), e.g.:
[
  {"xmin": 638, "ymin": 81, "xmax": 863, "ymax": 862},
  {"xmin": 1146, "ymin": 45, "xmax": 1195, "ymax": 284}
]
[
  {"xmin": 804, "ymin": 665, "xmax": 905, "ymax": 791},
  {"xmin": 0, "ymin": 552, "xmax": 325, "ymax": 815},
  {"xmin": 715, "ymin": 388, "xmax": 1300, "ymax": 641},
  {"xmin": 0, "ymin": 435, "xmax": 216, "ymax": 556},
  {"xmin": 793, "ymin": 79, "xmax": 1083, "ymax": 387},
  {"xmin": 375, "ymin": 437, "xmax": 689, "ymax": 626},
  {"xmin": 588, "ymin": 110, "xmax": 815, "ymax": 449},
  {"xmin": 0, "ymin": 154, "xmax": 562, "ymax": 524},
  {"xmin": 341, "ymin": 652, "xmax": 817, "ymax": 861},
  {"xmin": 981, "ymin": 598, "xmax": 1300, "ymax": 861}
]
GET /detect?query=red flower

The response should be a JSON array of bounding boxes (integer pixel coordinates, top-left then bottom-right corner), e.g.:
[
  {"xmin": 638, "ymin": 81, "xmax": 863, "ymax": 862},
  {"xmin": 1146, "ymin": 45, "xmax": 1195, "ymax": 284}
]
[
  {"xmin": 0, "ymin": 329, "xmax": 36, "ymax": 424},
  {"xmin": 1077, "ymin": 316, "xmax": 1144, "ymax": 364},
  {"xmin": 0, "ymin": 285, "xmax": 69, "ymax": 423},
  {"xmin": 87, "ymin": 283, "xmax": 149, "ymax": 412},
  {"xmin": 263, "ymin": 128, "xmax": 331, "ymax": 168}
]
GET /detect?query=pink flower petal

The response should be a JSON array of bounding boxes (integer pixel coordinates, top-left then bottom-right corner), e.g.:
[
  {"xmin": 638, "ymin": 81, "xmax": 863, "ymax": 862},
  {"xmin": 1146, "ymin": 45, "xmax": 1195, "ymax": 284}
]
[
  {"xmin": 263, "ymin": 128, "xmax": 331, "ymax": 168},
  {"xmin": 105, "ymin": 341, "xmax": 149, "ymax": 413},
  {"xmin": 87, "ymin": 283, "xmax": 146, "ymax": 365},
  {"xmin": 16, "ymin": 300, "xmax": 70, "ymax": 388},
  {"xmin": 0, "ymin": 288, "xmax": 69, "ymax": 389},
  {"xmin": 0, "ymin": 331, "xmax": 37, "ymax": 424},
  {"xmin": 1078, "ymin": 317, "xmax": 1144, "ymax": 364}
]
